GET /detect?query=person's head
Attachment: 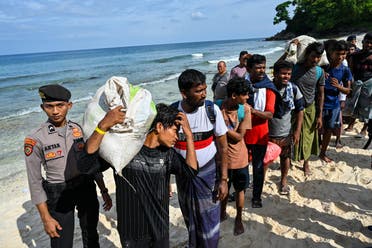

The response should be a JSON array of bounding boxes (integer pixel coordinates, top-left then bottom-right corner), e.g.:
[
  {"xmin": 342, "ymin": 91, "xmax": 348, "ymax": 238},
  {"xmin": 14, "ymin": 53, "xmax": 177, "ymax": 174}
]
[
  {"xmin": 239, "ymin": 51, "xmax": 249, "ymax": 66},
  {"xmin": 362, "ymin": 32, "xmax": 372, "ymax": 52},
  {"xmin": 178, "ymin": 69, "xmax": 207, "ymax": 110},
  {"xmin": 303, "ymin": 42, "xmax": 324, "ymax": 68},
  {"xmin": 227, "ymin": 77, "xmax": 249, "ymax": 104},
  {"xmin": 273, "ymin": 60, "xmax": 292, "ymax": 86},
  {"xmin": 39, "ymin": 84, "xmax": 72, "ymax": 127},
  {"xmin": 246, "ymin": 54, "xmax": 266, "ymax": 82},
  {"xmin": 148, "ymin": 103, "xmax": 180, "ymax": 148},
  {"xmin": 348, "ymin": 43, "xmax": 357, "ymax": 54},
  {"xmin": 329, "ymin": 40, "xmax": 348, "ymax": 65},
  {"xmin": 346, "ymin": 35, "xmax": 357, "ymax": 45},
  {"xmin": 217, "ymin": 61, "xmax": 227, "ymax": 74}
]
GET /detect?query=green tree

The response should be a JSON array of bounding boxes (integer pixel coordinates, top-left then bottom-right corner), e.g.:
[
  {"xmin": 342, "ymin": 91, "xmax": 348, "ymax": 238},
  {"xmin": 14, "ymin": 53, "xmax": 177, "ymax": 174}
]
[{"xmin": 274, "ymin": 0, "xmax": 372, "ymax": 35}]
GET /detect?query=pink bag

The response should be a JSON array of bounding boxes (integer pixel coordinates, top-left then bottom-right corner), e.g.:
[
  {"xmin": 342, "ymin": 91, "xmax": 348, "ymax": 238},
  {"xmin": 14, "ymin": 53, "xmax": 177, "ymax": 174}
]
[{"xmin": 263, "ymin": 141, "xmax": 282, "ymax": 167}]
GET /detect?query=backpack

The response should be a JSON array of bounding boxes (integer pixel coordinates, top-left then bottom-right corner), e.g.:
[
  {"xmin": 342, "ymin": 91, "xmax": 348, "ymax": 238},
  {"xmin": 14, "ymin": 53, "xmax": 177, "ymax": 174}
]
[
  {"xmin": 214, "ymin": 99, "xmax": 245, "ymax": 122},
  {"xmin": 171, "ymin": 100, "xmax": 216, "ymax": 124}
]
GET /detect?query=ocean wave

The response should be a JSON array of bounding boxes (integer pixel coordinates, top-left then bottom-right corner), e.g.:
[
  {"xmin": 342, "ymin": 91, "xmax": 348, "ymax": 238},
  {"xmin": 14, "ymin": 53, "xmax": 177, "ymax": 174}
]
[
  {"xmin": 139, "ymin": 73, "xmax": 180, "ymax": 86},
  {"xmin": 259, "ymin": 46, "xmax": 284, "ymax": 55},
  {"xmin": 0, "ymin": 107, "xmax": 41, "ymax": 120},
  {"xmin": 191, "ymin": 53, "xmax": 203, "ymax": 58},
  {"xmin": 0, "ymin": 96, "xmax": 93, "ymax": 121},
  {"xmin": 208, "ymin": 56, "xmax": 237, "ymax": 64}
]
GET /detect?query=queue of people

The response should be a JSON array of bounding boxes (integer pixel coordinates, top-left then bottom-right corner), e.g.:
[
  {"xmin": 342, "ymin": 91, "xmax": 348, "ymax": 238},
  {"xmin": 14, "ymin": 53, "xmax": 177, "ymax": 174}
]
[{"xmin": 24, "ymin": 32, "xmax": 371, "ymax": 248}]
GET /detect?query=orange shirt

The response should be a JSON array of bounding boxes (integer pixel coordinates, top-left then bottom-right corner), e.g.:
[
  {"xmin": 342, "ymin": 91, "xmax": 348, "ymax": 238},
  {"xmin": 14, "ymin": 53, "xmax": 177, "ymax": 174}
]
[
  {"xmin": 221, "ymin": 104, "xmax": 251, "ymax": 169},
  {"xmin": 244, "ymin": 89, "xmax": 276, "ymax": 145}
]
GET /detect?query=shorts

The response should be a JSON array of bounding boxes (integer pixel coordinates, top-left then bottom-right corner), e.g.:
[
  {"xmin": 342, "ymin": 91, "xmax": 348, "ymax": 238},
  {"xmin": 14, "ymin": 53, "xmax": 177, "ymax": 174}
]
[
  {"xmin": 323, "ymin": 108, "xmax": 341, "ymax": 129},
  {"xmin": 228, "ymin": 166, "xmax": 249, "ymax": 192},
  {"xmin": 269, "ymin": 136, "xmax": 292, "ymax": 159}
]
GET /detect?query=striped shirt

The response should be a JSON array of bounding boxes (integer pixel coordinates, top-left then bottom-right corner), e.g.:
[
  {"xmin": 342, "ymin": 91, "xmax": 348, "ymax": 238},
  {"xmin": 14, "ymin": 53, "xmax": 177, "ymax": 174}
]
[{"xmin": 115, "ymin": 145, "xmax": 197, "ymax": 242}]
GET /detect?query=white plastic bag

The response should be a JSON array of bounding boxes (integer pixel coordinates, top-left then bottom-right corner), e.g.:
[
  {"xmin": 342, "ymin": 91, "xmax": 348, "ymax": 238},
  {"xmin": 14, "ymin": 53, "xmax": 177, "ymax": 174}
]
[{"xmin": 83, "ymin": 76, "xmax": 156, "ymax": 176}]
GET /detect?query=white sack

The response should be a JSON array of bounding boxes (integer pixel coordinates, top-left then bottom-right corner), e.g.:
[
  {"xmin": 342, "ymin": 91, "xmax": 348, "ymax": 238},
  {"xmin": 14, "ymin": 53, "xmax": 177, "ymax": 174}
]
[
  {"xmin": 83, "ymin": 76, "xmax": 156, "ymax": 176},
  {"xmin": 285, "ymin": 35, "xmax": 329, "ymax": 66}
]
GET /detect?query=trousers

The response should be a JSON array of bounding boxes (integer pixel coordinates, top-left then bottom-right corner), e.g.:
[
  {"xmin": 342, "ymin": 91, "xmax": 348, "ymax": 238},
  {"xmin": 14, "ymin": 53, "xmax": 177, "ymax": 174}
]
[{"xmin": 43, "ymin": 175, "xmax": 99, "ymax": 248}]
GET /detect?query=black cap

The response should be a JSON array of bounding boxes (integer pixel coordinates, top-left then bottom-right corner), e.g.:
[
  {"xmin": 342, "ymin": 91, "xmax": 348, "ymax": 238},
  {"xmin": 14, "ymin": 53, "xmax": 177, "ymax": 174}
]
[
  {"xmin": 39, "ymin": 84, "xmax": 71, "ymax": 102},
  {"xmin": 347, "ymin": 35, "xmax": 356, "ymax": 41}
]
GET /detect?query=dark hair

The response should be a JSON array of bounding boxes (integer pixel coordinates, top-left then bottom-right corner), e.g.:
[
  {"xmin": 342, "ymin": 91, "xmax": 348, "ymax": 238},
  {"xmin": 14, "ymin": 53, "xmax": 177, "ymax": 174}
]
[
  {"xmin": 304, "ymin": 42, "xmax": 324, "ymax": 58},
  {"xmin": 324, "ymin": 39, "xmax": 338, "ymax": 53},
  {"xmin": 348, "ymin": 43, "xmax": 357, "ymax": 49},
  {"xmin": 246, "ymin": 54, "xmax": 266, "ymax": 69},
  {"xmin": 227, "ymin": 77, "xmax": 249, "ymax": 97},
  {"xmin": 332, "ymin": 40, "xmax": 348, "ymax": 52},
  {"xmin": 273, "ymin": 60, "xmax": 293, "ymax": 74},
  {"xmin": 239, "ymin": 50, "xmax": 248, "ymax": 59},
  {"xmin": 149, "ymin": 103, "xmax": 179, "ymax": 131},
  {"xmin": 178, "ymin": 69, "xmax": 206, "ymax": 91},
  {"xmin": 347, "ymin": 35, "xmax": 356, "ymax": 42},
  {"xmin": 364, "ymin": 32, "xmax": 372, "ymax": 41}
]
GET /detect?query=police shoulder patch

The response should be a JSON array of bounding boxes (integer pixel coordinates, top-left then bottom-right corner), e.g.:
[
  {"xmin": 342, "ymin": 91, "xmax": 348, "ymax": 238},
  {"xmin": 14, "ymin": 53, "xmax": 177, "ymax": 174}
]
[{"xmin": 24, "ymin": 138, "xmax": 36, "ymax": 156}]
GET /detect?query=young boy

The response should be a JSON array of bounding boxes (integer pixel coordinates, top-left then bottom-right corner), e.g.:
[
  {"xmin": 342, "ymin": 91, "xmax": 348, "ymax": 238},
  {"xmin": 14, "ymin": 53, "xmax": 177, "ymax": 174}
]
[
  {"xmin": 320, "ymin": 40, "xmax": 352, "ymax": 162},
  {"xmin": 85, "ymin": 103, "xmax": 198, "ymax": 248},
  {"xmin": 269, "ymin": 61, "xmax": 304, "ymax": 194},
  {"xmin": 217, "ymin": 77, "xmax": 252, "ymax": 235}
]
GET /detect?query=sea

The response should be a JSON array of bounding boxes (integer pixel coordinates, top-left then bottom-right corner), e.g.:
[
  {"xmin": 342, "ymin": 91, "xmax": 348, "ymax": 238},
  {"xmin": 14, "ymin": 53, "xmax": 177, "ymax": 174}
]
[{"xmin": 0, "ymin": 38, "xmax": 287, "ymax": 186}]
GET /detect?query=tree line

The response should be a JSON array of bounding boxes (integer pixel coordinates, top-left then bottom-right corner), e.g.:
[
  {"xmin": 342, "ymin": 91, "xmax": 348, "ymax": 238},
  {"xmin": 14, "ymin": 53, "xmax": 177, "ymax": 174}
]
[{"xmin": 273, "ymin": 0, "xmax": 372, "ymax": 36}]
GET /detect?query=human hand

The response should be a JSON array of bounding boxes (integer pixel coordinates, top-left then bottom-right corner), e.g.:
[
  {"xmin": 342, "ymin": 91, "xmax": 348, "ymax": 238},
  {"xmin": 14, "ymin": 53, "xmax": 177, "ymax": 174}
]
[
  {"xmin": 43, "ymin": 217, "xmax": 62, "ymax": 238},
  {"xmin": 98, "ymin": 105, "xmax": 126, "ymax": 131},
  {"xmin": 330, "ymin": 77, "xmax": 340, "ymax": 89},
  {"xmin": 175, "ymin": 112, "xmax": 192, "ymax": 137},
  {"xmin": 293, "ymin": 131, "xmax": 300, "ymax": 145},
  {"xmin": 102, "ymin": 191, "xmax": 112, "ymax": 211},
  {"xmin": 216, "ymin": 180, "xmax": 228, "ymax": 201},
  {"xmin": 316, "ymin": 117, "xmax": 323, "ymax": 130}
]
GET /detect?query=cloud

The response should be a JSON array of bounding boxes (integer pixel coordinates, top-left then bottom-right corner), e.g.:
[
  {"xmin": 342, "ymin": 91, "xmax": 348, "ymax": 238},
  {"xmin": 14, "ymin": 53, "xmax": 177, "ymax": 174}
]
[
  {"xmin": 24, "ymin": 1, "xmax": 45, "ymax": 11},
  {"xmin": 191, "ymin": 11, "xmax": 206, "ymax": 20}
]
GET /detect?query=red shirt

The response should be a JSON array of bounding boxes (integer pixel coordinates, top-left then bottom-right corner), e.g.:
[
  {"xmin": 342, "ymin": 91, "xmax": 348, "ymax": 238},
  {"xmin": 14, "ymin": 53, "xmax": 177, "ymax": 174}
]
[{"xmin": 244, "ymin": 89, "xmax": 276, "ymax": 145}]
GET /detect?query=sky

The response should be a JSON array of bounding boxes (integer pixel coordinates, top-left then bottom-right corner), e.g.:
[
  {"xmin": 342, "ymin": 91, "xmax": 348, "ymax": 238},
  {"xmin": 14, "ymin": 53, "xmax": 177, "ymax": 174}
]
[{"xmin": 0, "ymin": 0, "xmax": 287, "ymax": 55}]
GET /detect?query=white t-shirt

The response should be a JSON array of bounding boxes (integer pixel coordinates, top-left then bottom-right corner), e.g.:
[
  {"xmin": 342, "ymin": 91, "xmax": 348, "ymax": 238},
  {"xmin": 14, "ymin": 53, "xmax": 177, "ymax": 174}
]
[{"xmin": 174, "ymin": 101, "xmax": 227, "ymax": 167}]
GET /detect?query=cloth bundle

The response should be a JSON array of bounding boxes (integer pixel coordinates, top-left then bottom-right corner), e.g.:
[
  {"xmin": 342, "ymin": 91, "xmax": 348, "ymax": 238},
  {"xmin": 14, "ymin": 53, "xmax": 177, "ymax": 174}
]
[{"xmin": 83, "ymin": 76, "xmax": 156, "ymax": 176}]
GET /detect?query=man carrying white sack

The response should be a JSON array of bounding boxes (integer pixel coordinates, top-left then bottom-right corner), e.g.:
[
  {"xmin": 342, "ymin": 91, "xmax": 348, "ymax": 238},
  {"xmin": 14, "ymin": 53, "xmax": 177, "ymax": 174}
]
[
  {"xmin": 85, "ymin": 103, "xmax": 198, "ymax": 248},
  {"xmin": 24, "ymin": 84, "xmax": 120, "ymax": 248}
]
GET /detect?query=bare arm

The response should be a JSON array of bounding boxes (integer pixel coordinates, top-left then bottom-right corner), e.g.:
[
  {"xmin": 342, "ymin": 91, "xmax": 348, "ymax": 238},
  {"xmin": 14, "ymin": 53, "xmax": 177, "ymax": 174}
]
[
  {"xmin": 95, "ymin": 177, "xmax": 112, "ymax": 211},
  {"xmin": 175, "ymin": 112, "xmax": 198, "ymax": 170},
  {"xmin": 36, "ymin": 202, "xmax": 62, "ymax": 238},
  {"xmin": 85, "ymin": 106, "xmax": 125, "ymax": 154},
  {"xmin": 330, "ymin": 78, "xmax": 351, "ymax": 95},
  {"xmin": 316, "ymin": 85, "xmax": 324, "ymax": 129},
  {"xmin": 293, "ymin": 110, "xmax": 304, "ymax": 145},
  {"xmin": 215, "ymin": 134, "xmax": 228, "ymax": 200},
  {"xmin": 250, "ymin": 108, "xmax": 273, "ymax": 120}
]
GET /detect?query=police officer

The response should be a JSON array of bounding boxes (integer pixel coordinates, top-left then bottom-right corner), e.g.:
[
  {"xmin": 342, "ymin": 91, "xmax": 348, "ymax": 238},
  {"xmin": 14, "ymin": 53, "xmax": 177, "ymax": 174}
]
[{"xmin": 24, "ymin": 84, "xmax": 124, "ymax": 248}]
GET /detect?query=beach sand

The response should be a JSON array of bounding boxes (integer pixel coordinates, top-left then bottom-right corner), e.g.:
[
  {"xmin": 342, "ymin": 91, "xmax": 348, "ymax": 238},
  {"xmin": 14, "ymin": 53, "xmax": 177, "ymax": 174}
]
[{"xmin": 2, "ymin": 121, "xmax": 371, "ymax": 248}]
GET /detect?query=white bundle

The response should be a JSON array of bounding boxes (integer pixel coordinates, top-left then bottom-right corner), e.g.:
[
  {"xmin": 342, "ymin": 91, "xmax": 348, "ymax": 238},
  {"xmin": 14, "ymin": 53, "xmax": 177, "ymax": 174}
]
[
  {"xmin": 83, "ymin": 76, "xmax": 157, "ymax": 176},
  {"xmin": 285, "ymin": 35, "xmax": 329, "ymax": 66}
]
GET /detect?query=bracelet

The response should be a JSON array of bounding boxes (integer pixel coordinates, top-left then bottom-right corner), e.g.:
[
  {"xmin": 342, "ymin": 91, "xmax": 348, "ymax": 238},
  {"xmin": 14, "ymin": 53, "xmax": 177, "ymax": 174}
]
[
  {"xmin": 101, "ymin": 188, "xmax": 108, "ymax": 194},
  {"xmin": 221, "ymin": 177, "xmax": 228, "ymax": 182},
  {"xmin": 95, "ymin": 126, "xmax": 106, "ymax": 135}
]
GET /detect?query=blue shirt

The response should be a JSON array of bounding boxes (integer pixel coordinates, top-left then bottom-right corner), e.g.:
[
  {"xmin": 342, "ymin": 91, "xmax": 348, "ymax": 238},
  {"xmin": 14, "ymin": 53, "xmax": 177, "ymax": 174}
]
[{"xmin": 324, "ymin": 64, "xmax": 352, "ymax": 109}]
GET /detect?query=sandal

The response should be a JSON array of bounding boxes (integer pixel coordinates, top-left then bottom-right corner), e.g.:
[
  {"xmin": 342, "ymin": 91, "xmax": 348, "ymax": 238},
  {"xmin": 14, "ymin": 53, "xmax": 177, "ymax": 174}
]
[{"xmin": 279, "ymin": 184, "xmax": 290, "ymax": 195}]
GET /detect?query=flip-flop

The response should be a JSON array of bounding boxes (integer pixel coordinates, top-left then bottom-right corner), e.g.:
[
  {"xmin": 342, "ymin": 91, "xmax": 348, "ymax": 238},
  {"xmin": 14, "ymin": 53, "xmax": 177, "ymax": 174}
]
[{"xmin": 279, "ymin": 184, "xmax": 290, "ymax": 195}]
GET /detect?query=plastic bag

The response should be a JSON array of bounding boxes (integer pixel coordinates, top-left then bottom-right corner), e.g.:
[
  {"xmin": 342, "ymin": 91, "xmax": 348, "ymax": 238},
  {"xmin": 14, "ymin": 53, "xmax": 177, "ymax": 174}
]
[
  {"xmin": 263, "ymin": 141, "xmax": 282, "ymax": 167},
  {"xmin": 83, "ymin": 76, "xmax": 156, "ymax": 176}
]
